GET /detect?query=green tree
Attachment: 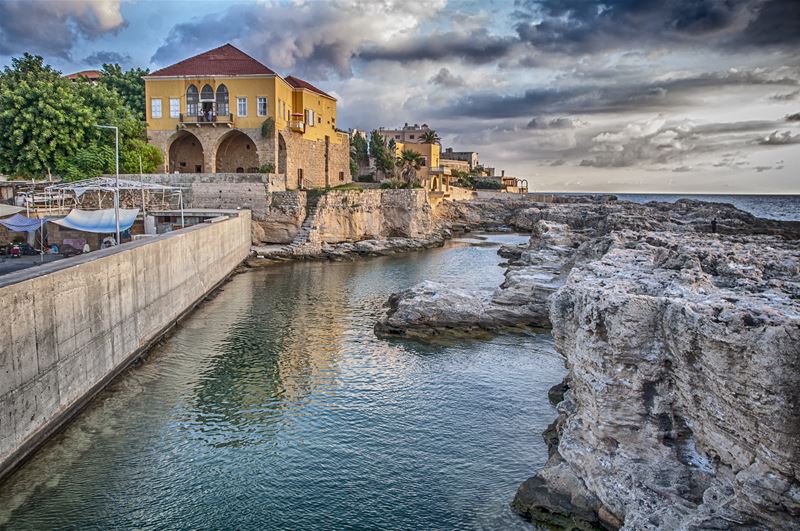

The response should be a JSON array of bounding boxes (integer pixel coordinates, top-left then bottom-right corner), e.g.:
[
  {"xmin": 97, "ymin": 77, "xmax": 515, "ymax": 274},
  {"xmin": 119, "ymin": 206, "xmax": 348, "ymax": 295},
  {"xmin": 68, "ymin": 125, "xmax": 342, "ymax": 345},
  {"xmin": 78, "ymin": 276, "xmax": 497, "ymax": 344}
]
[
  {"xmin": 0, "ymin": 54, "xmax": 96, "ymax": 178},
  {"xmin": 98, "ymin": 63, "xmax": 148, "ymax": 120},
  {"xmin": 419, "ymin": 130, "xmax": 440, "ymax": 145},
  {"xmin": 397, "ymin": 149, "xmax": 424, "ymax": 183},
  {"xmin": 369, "ymin": 130, "xmax": 394, "ymax": 179}
]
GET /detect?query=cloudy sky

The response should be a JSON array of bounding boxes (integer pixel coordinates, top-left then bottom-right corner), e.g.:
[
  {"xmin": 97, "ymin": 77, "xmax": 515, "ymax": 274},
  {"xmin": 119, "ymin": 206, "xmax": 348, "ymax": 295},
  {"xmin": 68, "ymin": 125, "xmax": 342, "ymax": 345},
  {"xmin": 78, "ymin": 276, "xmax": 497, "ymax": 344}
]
[{"xmin": 1, "ymin": 0, "xmax": 799, "ymax": 193}]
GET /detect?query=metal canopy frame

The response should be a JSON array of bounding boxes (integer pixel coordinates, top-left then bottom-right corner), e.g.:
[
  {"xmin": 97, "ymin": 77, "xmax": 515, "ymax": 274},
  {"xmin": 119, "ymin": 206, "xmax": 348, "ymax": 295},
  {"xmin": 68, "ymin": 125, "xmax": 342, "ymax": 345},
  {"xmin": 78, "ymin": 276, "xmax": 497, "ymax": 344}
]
[{"xmin": 43, "ymin": 177, "xmax": 185, "ymax": 228}]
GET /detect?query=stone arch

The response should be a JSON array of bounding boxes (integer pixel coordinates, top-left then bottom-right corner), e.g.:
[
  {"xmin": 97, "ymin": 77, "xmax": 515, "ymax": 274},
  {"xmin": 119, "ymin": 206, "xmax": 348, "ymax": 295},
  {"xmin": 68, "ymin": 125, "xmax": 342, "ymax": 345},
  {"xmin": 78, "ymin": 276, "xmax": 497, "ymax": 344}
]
[
  {"xmin": 215, "ymin": 84, "xmax": 229, "ymax": 117},
  {"xmin": 168, "ymin": 130, "xmax": 204, "ymax": 173},
  {"xmin": 278, "ymin": 133, "xmax": 287, "ymax": 174},
  {"xmin": 215, "ymin": 130, "xmax": 259, "ymax": 173}
]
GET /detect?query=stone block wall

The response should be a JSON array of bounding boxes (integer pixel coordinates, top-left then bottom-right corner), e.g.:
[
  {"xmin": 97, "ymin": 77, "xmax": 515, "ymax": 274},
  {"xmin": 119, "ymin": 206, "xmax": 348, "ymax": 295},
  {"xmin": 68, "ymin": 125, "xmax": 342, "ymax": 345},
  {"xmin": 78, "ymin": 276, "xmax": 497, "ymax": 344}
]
[
  {"xmin": 282, "ymin": 130, "xmax": 351, "ymax": 190},
  {"xmin": 0, "ymin": 212, "xmax": 252, "ymax": 480}
]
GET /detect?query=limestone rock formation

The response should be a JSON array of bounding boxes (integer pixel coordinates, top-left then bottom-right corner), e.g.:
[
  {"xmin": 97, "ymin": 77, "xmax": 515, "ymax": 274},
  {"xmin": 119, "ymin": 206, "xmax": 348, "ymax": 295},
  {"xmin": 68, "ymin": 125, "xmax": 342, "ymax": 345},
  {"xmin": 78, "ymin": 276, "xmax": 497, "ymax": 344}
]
[
  {"xmin": 519, "ymin": 230, "xmax": 800, "ymax": 530},
  {"xmin": 380, "ymin": 196, "xmax": 800, "ymax": 529}
]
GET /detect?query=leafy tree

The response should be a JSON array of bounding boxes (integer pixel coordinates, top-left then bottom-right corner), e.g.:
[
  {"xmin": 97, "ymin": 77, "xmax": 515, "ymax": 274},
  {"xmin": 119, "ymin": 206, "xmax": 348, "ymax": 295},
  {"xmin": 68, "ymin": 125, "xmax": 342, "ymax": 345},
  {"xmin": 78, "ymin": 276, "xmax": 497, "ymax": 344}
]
[
  {"xmin": 397, "ymin": 149, "xmax": 424, "ymax": 183},
  {"xmin": 98, "ymin": 63, "xmax": 148, "ymax": 120},
  {"xmin": 350, "ymin": 133, "xmax": 369, "ymax": 169},
  {"xmin": 369, "ymin": 130, "xmax": 394, "ymax": 179},
  {"xmin": 0, "ymin": 54, "xmax": 96, "ymax": 178},
  {"xmin": 419, "ymin": 130, "xmax": 440, "ymax": 145}
]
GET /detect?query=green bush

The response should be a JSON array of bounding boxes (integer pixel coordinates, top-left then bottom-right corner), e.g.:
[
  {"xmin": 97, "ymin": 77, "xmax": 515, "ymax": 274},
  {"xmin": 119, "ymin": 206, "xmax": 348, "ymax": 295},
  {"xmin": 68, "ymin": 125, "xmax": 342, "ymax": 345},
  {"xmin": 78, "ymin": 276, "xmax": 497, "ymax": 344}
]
[
  {"xmin": 380, "ymin": 179, "xmax": 422, "ymax": 190},
  {"xmin": 259, "ymin": 162, "xmax": 275, "ymax": 173},
  {"xmin": 475, "ymin": 179, "xmax": 502, "ymax": 190},
  {"xmin": 356, "ymin": 174, "xmax": 374, "ymax": 183},
  {"xmin": 260, "ymin": 117, "xmax": 275, "ymax": 138}
]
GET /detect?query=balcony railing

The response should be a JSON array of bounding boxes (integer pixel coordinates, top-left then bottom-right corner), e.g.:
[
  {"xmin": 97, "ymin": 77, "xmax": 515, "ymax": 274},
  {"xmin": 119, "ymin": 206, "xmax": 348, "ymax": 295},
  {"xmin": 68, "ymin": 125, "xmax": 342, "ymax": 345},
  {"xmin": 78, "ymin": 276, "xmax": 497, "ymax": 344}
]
[
  {"xmin": 289, "ymin": 118, "xmax": 305, "ymax": 133},
  {"xmin": 179, "ymin": 113, "xmax": 233, "ymax": 125}
]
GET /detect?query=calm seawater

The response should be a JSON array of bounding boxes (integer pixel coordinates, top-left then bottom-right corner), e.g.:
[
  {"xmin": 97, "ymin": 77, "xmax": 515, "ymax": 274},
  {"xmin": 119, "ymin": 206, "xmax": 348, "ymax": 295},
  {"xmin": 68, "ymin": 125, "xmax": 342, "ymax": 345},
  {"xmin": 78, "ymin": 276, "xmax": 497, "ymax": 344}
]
[
  {"xmin": 613, "ymin": 194, "xmax": 800, "ymax": 221},
  {"xmin": 0, "ymin": 234, "xmax": 564, "ymax": 530}
]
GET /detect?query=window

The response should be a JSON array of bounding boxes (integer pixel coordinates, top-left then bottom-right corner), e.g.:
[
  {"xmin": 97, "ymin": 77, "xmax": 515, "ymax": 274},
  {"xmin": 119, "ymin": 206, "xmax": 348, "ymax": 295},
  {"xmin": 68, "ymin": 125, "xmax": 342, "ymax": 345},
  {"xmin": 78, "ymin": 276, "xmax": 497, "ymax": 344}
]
[
  {"xmin": 395, "ymin": 135, "xmax": 400, "ymax": 139},
  {"xmin": 237, "ymin": 97, "xmax": 247, "ymax": 117},
  {"xmin": 305, "ymin": 109, "xmax": 315, "ymax": 127},
  {"xmin": 216, "ymin": 85, "xmax": 229, "ymax": 116},
  {"xmin": 318, "ymin": 116, "xmax": 322, "ymax": 124},
  {"xmin": 339, "ymin": 171, "xmax": 345, "ymax": 182},
  {"xmin": 409, "ymin": 134, "xmax": 415, "ymax": 139},
  {"xmin": 200, "ymin": 84, "xmax": 214, "ymax": 102},
  {"xmin": 151, "ymin": 98, "xmax": 162, "ymax": 118},
  {"xmin": 169, "ymin": 98, "xmax": 180, "ymax": 118},
  {"xmin": 420, "ymin": 157, "xmax": 427, "ymax": 167},
  {"xmin": 186, "ymin": 85, "xmax": 198, "ymax": 116},
  {"xmin": 257, "ymin": 97, "xmax": 267, "ymax": 116}
]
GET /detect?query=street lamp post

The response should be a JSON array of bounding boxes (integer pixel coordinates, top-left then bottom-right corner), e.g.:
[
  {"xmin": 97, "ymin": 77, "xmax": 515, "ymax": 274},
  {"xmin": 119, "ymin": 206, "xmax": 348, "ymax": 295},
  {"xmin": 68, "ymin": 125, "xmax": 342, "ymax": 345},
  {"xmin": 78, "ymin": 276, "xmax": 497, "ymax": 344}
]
[{"xmin": 95, "ymin": 124, "xmax": 120, "ymax": 245}]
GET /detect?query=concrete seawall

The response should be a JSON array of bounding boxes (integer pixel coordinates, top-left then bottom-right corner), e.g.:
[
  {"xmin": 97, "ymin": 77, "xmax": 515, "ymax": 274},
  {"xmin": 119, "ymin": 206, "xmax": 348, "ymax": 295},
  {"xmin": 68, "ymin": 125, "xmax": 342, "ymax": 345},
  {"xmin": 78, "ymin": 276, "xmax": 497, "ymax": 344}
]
[{"xmin": 0, "ymin": 211, "xmax": 252, "ymax": 480}]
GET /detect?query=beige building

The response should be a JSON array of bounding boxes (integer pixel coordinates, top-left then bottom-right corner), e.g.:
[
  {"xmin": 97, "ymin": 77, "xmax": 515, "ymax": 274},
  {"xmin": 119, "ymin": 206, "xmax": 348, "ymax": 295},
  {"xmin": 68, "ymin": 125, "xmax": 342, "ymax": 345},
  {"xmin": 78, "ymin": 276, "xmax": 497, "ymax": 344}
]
[
  {"xmin": 441, "ymin": 147, "xmax": 479, "ymax": 170},
  {"xmin": 144, "ymin": 44, "xmax": 350, "ymax": 189},
  {"xmin": 378, "ymin": 123, "xmax": 433, "ymax": 144}
]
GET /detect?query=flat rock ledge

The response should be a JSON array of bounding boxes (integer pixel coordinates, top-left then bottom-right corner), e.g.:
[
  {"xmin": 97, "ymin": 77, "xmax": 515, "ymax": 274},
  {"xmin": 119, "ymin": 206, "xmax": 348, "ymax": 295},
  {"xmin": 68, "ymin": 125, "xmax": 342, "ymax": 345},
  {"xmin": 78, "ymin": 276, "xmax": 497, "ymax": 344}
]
[{"xmin": 379, "ymin": 198, "xmax": 800, "ymax": 530}]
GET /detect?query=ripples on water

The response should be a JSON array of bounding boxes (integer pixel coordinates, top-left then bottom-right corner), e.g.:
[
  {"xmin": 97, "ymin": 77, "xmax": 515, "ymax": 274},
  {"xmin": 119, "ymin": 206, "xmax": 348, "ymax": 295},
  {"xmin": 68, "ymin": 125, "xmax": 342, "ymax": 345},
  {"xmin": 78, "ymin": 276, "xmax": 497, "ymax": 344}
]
[{"xmin": 0, "ymin": 234, "xmax": 564, "ymax": 530}]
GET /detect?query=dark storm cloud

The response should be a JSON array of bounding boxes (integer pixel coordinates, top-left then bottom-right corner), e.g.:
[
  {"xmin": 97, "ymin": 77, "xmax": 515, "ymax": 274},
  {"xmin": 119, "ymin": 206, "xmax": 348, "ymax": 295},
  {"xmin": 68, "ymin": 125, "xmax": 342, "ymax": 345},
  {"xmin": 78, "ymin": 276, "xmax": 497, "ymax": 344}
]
[
  {"xmin": 358, "ymin": 31, "xmax": 516, "ymax": 63},
  {"xmin": 0, "ymin": 1, "xmax": 125, "ymax": 58},
  {"xmin": 527, "ymin": 117, "xmax": 582, "ymax": 129},
  {"xmin": 512, "ymin": 0, "xmax": 800, "ymax": 55},
  {"xmin": 787, "ymin": 113, "xmax": 800, "ymax": 121},
  {"xmin": 436, "ymin": 67, "xmax": 799, "ymax": 119},
  {"xmin": 429, "ymin": 68, "xmax": 466, "ymax": 88},
  {"xmin": 83, "ymin": 50, "xmax": 131, "ymax": 66}
]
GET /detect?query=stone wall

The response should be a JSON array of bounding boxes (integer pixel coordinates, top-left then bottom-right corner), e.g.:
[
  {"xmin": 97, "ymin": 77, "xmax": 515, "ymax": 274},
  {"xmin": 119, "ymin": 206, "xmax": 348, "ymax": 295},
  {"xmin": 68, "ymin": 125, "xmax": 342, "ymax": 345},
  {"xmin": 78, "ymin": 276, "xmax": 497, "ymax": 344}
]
[
  {"xmin": 309, "ymin": 189, "xmax": 435, "ymax": 244},
  {"xmin": 0, "ymin": 211, "xmax": 252, "ymax": 480},
  {"xmin": 282, "ymin": 130, "xmax": 350, "ymax": 189}
]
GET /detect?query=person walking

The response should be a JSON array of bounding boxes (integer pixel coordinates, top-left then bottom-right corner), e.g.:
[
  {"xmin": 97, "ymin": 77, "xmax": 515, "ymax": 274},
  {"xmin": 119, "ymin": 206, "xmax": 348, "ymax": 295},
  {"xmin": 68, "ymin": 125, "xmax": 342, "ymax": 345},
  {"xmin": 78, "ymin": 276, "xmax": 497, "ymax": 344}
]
[{"xmin": 711, "ymin": 217, "xmax": 717, "ymax": 233}]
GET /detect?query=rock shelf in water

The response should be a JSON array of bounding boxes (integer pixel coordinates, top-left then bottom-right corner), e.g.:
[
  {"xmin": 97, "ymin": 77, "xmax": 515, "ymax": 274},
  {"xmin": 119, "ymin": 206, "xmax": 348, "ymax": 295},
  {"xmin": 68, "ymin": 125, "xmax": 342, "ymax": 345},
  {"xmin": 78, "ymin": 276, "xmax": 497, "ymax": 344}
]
[{"xmin": 377, "ymin": 198, "xmax": 800, "ymax": 529}]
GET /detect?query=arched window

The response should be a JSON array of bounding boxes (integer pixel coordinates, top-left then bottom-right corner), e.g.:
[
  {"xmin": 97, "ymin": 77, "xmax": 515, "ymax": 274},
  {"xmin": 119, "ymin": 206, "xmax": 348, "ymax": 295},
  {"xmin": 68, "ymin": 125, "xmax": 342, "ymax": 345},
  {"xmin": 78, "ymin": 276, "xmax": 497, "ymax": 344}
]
[
  {"xmin": 186, "ymin": 85, "xmax": 198, "ymax": 117},
  {"xmin": 215, "ymin": 84, "xmax": 229, "ymax": 117},
  {"xmin": 200, "ymin": 84, "xmax": 214, "ymax": 102}
]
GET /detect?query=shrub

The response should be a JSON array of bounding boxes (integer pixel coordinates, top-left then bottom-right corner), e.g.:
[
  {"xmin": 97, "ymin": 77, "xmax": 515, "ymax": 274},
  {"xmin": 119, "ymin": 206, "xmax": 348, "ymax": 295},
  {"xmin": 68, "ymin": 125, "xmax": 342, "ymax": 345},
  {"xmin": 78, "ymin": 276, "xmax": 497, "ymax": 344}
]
[
  {"xmin": 259, "ymin": 162, "xmax": 275, "ymax": 173},
  {"xmin": 260, "ymin": 117, "xmax": 275, "ymax": 138},
  {"xmin": 356, "ymin": 174, "xmax": 374, "ymax": 183},
  {"xmin": 474, "ymin": 179, "xmax": 502, "ymax": 190}
]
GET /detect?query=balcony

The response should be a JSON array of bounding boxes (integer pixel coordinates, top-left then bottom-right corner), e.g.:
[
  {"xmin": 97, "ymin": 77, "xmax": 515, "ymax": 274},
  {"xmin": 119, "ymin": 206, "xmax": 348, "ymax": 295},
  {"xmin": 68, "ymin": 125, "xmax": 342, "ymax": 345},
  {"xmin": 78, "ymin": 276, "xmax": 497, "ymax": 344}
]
[
  {"xmin": 290, "ymin": 113, "xmax": 305, "ymax": 133},
  {"xmin": 179, "ymin": 113, "xmax": 233, "ymax": 127}
]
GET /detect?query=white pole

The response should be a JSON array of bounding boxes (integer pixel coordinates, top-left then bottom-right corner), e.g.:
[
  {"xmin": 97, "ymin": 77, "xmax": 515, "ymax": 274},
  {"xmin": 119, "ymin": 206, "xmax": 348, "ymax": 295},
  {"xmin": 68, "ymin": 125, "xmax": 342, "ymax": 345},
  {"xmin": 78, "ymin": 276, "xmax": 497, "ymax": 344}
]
[
  {"xmin": 179, "ymin": 190, "xmax": 185, "ymax": 228},
  {"xmin": 140, "ymin": 154, "xmax": 146, "ymax": 218},
  {"xmin": 39, "ymin": 217, "xmax": 44, "ymax": 263},
  {"xmin": 95, "ymin": 124, "xmax": 121, "ymax": 245},
  {"xmin": 115, "ymin": 126, "xmax": 120, "ymax": 245}
]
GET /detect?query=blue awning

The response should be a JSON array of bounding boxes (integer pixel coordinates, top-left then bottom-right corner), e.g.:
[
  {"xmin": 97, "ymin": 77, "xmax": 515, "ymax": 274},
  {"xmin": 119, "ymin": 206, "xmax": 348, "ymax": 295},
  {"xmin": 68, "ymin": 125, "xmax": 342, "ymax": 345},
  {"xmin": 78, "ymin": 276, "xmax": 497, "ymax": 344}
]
[
  {"xmin": 51, "ymin": 208, "xmax": 139, "ymax": 233},
  {"xmin": 0, "ymin": 213, "xmax": 45, "ymax": 232}
]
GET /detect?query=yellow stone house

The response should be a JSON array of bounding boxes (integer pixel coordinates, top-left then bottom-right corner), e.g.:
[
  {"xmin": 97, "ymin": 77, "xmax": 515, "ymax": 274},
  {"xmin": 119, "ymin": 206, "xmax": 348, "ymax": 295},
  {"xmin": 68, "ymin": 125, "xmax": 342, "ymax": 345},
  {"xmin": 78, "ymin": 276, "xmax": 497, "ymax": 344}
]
[
  {"xmin": 144, "ymin": 44, "xmax": 350, "ymax": 189},
  {"xmin": 392, "ymin": 141, "xmax": 452, "ymax": 191}
]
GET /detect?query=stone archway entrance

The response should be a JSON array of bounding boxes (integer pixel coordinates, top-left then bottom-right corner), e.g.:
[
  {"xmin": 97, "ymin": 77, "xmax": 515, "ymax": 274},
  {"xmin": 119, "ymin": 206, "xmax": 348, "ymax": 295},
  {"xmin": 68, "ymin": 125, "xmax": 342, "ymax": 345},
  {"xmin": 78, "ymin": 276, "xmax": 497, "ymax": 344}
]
[
  {"xmin": 169, "ymin": 131, "xmax": 204, "ymax": 173},
  {"xmin": 278, "ymin": 133, "xmax": 287, "ymax": 175},
  {"xmin": 215, "ymin": 130, "xmax": 259, "ymax": 173}
]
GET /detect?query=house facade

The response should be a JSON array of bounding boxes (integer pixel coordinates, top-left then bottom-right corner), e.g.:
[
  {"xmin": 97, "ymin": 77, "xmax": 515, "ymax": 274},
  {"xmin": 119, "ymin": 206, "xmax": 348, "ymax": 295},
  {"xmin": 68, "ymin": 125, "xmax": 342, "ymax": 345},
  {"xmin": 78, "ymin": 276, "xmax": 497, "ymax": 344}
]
[
  {"xmin": 378, "ymin": 123, "xmax": 432, "ymax": 144},
  {"xmin": 144, "ymin": 44, "xmax": 350, "ymax": 189}
]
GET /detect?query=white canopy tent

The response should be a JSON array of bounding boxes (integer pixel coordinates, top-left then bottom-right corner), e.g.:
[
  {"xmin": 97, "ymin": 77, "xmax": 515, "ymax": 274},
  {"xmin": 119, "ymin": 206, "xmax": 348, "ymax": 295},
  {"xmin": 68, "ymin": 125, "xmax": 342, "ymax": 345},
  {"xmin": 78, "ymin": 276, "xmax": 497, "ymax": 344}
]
[{"xmin": 44, "ymin": 177, "xmax": 185, "ymax": 229}]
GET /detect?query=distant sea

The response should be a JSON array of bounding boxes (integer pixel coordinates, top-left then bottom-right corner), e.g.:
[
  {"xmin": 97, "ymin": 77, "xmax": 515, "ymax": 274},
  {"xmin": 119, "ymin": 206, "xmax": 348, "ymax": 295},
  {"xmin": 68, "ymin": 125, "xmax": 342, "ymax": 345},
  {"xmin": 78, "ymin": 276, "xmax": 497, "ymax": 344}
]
[{"xmin": 553, "ymin": 193, "xmax": 800, "ymax": 222}]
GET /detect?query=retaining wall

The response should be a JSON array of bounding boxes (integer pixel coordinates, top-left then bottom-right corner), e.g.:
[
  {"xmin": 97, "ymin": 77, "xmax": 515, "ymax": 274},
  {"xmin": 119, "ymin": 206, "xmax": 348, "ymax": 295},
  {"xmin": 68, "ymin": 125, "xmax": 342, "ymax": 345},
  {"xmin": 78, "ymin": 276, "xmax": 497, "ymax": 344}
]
[{"xmin": 0, "ymin": 211, "xmax": 251, "ymax": 480}]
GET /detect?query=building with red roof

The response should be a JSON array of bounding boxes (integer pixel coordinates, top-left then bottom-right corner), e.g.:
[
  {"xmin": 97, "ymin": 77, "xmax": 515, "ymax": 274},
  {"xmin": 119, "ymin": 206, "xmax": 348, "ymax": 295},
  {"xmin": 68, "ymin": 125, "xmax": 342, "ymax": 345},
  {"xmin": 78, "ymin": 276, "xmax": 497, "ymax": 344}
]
[{"xmin": 145, "ymin": 44, "xmax": 349, "ymax": 189}]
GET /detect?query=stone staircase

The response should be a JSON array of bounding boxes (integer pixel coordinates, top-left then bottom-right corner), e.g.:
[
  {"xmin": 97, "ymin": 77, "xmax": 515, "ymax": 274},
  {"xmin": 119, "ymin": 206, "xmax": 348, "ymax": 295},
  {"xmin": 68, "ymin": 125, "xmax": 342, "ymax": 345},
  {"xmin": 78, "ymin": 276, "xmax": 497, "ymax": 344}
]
[
  {"xmin": 282, "ymin": 191, "xmax": 323, "ymax": 255},
  {"xmin": 283, "ymin": 205, "xmax": 318, "ymax": 252}
]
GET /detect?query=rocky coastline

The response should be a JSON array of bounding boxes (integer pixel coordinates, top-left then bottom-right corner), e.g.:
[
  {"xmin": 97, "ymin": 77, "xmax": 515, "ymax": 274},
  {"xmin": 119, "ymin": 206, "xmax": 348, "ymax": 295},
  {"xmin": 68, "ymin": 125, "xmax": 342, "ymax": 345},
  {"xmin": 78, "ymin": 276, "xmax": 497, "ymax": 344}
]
[{"xmin": 376, "ymin": 197, "xmax": 800, "ymax": 529}]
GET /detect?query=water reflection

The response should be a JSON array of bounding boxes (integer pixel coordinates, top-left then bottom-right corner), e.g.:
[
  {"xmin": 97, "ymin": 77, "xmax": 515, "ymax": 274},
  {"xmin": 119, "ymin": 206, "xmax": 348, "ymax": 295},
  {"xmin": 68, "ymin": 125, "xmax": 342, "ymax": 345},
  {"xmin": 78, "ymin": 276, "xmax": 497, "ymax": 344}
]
[{"xmin": 0, "ymin": 234, "xmax": 565, "ymax": 530}]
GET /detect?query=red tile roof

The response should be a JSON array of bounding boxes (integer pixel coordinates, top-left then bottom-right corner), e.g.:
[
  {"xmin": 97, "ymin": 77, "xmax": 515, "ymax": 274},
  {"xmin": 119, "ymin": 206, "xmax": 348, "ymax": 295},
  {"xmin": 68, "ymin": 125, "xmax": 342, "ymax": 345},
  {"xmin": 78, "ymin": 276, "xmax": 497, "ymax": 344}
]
[
  {"xmin": 149, "ymin": 44, "xmax": 276, "ymax": 77},
  {"xmin": 285, "ymin": 75, "xmax": 336, "ymax": 100},
  {"xmin": 65, "ymin": 69, "xmax": 102, "ymax": 80}
]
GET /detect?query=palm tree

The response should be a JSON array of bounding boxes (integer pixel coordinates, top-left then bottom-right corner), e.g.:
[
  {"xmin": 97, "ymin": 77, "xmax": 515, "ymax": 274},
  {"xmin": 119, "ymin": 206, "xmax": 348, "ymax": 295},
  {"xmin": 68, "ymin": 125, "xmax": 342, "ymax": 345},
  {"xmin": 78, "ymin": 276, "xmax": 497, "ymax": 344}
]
[
  {"xmin": 397, "ymin": 149, "xmax": 425, "ymax": 184},
  {"xmin": 419, "ymin": 130, "xmax": 440, "ymax": 145}
]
